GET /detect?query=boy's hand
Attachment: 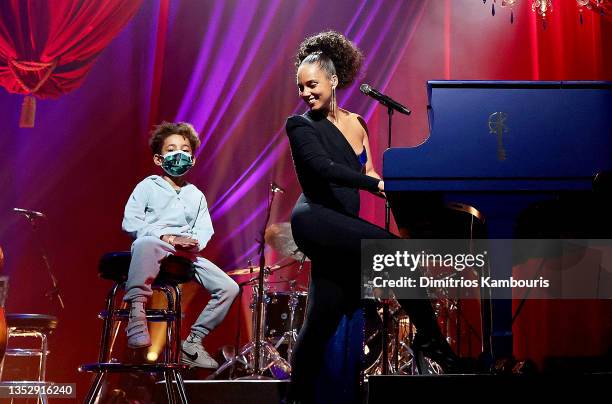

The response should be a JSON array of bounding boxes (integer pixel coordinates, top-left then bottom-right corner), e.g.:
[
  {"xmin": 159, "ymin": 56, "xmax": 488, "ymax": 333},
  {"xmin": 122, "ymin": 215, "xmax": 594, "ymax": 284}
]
[
  {"xmin": 162, "ymin": 235, "xmax": 199, "ymax": 250},
  {"xmin": 172, "ymin": 236, "xmax": 199, "ymax": 250}
]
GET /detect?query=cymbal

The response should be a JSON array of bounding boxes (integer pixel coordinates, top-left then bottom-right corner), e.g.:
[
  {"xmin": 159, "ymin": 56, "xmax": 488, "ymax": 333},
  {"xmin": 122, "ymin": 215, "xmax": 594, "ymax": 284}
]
[
  {"xmin": 226, "ymin": 265, "xmax": 260, "ymax": 276},
  {"xmin": 264, "ymin": 222, "xmax": 309, "ymax": 261},
  {"xmin": 226, "ymin": 264, "xmax": 282, "ymax": 276}
]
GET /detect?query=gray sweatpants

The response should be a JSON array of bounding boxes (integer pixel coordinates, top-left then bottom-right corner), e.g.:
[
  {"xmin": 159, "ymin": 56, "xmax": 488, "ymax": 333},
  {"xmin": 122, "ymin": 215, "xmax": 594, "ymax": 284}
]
[{"xmin": 123, "ymin": 236, "xmax": 239, "ymax": 338}]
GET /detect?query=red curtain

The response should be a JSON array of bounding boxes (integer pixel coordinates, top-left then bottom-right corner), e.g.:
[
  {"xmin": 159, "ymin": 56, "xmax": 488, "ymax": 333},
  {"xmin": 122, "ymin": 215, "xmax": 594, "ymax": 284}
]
[{"xmin": 0, "ymin": 0, "xmax": 143, "ymax": 99}]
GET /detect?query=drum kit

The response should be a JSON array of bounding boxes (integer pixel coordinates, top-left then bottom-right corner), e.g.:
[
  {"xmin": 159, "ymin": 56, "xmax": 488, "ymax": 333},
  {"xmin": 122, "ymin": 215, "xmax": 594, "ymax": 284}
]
[{"xmin": 208, "ymin": 222, "xmax": 308, "ymax": 380}]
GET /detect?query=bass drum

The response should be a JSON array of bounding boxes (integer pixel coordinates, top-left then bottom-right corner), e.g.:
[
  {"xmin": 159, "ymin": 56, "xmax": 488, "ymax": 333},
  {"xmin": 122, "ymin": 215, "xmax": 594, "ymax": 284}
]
[{"xmin": 264, "ymin": 291, "xmax": 307, "ymax": 341}]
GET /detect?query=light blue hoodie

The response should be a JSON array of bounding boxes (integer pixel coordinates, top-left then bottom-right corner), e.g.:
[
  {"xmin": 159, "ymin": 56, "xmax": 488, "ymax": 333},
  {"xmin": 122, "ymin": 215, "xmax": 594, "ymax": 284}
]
[{"xmin": 122, "ymin": 175, "xmax": 213, "ymax": 252}]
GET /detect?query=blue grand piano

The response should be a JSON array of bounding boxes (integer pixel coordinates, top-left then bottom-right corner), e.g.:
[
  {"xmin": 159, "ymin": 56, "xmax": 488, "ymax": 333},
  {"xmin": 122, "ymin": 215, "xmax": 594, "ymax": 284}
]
[{"xmin": 383, "ymin": 81, "xmax": 612, "ymax": 359}]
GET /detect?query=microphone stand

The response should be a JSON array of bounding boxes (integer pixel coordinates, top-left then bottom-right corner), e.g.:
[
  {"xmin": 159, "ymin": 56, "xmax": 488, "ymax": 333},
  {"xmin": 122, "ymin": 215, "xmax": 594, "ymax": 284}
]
[
  {"xmin": 225, "ymin": 182, "xmax": 288, "ymax": 380},
  {"xmin": 381, "ymin": 105, "xmax": 394, "ymax": 375},
  {"xmin": 253, "ymin": 184, "xmax": 277, "ymax": 376},
  {"xmin": 21, "ymin": 214, "xmax": 65, "ymax": 310},
  {"xmin": 381, "ymin": 102, "xmax": 411, "ymax": 374},
  {"xmin": 384, "ymin": 107, "xmax": 393, "ymax": 233}
]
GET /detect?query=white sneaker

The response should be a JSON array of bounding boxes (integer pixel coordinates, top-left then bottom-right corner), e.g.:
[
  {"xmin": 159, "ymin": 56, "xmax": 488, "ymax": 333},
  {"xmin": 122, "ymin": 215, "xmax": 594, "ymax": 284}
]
[{"xmin": 181, "ymin": 340, "xmax": 219, "ymax": 369}]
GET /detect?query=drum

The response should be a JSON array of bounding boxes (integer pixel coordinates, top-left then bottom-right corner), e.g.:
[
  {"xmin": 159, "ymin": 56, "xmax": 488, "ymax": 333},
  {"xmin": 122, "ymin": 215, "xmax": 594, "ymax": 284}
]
[{"xmin": 264, "ymin": 291, "xmax": 307, "ymax": 341}]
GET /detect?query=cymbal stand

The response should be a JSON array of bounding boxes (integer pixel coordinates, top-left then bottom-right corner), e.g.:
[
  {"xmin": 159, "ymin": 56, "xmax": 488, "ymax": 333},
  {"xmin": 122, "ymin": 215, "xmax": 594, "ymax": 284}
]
[
  {"xmin": 208, "ymin": 183, "xmax": 289, "ymax": 380},
  {"xmin": 207, "ymin": 270, "xmax": 290, "ymax": 380},
  {"xmin": 272, "ymin": 279, "xmax": 300, "ymax": 363}
]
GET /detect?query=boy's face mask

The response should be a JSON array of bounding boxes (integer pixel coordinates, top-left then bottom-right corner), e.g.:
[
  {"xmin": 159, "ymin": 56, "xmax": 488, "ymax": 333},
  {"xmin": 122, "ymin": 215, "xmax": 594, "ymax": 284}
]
[{"xmin": 160, "ymin": 150, "xmax": 193, "ymax": 177}]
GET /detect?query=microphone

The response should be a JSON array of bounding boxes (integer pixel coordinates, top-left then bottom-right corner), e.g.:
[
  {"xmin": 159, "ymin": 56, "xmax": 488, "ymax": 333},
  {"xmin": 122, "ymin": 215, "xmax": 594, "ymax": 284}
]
[
  {"xmin": 270, "ymin": 182, "xmax": 285, "ymax": 194},
  {"xmin": 360, "ymin": 84, "xmax": 411, "ymax": 115},
  {"xmin": 13, "ymin": 208, "xmax": 46, "ymax": 218}
]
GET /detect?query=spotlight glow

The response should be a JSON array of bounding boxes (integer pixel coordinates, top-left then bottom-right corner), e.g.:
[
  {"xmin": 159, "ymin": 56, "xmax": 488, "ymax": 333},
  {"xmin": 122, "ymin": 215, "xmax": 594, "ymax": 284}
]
[{"xmin": 146, "ymin": 351, "xmax": 159, "ymax": 362}]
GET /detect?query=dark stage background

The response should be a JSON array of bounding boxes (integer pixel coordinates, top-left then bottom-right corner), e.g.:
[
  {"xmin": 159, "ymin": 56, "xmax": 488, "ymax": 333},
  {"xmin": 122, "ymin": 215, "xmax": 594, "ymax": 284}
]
[{"xmin": 0, "ymin": 0, "xmax": 611, "ymax": 400}]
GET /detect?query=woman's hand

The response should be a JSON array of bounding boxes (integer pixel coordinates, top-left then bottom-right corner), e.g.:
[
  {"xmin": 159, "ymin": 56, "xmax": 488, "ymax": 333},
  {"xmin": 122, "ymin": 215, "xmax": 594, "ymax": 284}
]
[
  {"xmin": 367, "ymin": 171, "xmax": 385, "ymax": 198},
  {"xmin": 377, "ymin": 181, "xmax": 386, "ymax": 199},
  {"xmin": 366, "ymin": 180, "xmax": 386, "ymax": 199}
]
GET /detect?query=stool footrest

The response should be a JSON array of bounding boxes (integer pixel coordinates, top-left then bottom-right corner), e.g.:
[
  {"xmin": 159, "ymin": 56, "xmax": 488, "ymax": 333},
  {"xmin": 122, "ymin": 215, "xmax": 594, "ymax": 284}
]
[
  {"xmin": 79, "ymin": 362, "xmax": 187, "ymax": 373},
  {"xmin": 5, "ymin": 348, "xmax": 49, "ymax": 356},
  {"xmin": 99, "ymin": 309, "xmax": 177, "ymax": 322}
]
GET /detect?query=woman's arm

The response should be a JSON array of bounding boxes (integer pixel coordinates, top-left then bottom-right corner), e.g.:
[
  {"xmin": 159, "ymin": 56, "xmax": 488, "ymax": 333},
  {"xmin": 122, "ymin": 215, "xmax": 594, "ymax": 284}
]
[{"xmin": 286, "ymin": 116, "xmax": 381, "ymax": 191}]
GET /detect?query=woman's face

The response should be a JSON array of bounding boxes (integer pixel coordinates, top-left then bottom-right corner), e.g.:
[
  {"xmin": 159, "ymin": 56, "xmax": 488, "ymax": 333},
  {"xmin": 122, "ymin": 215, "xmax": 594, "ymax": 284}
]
[{"xmin": 296, "ymin": 62, "xmax": 337, "ymax": 112}]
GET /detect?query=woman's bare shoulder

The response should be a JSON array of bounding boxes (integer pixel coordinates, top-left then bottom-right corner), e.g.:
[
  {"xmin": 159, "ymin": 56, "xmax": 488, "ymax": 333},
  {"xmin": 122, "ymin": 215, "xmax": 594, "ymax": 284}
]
[
  {"xmin": 348, "ymin": 111, "xmax": 368, "ymax": 134},
  {"xmin": 337, "ymin": 109, "xmax": 363, "ymax": 125}
]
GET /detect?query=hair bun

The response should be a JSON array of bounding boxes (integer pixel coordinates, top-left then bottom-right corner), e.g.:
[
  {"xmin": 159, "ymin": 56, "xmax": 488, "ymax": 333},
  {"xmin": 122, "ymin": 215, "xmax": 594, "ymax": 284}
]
[{"xmin": 295, "ymin": 31, "xmax": 363, "ymax": 89}]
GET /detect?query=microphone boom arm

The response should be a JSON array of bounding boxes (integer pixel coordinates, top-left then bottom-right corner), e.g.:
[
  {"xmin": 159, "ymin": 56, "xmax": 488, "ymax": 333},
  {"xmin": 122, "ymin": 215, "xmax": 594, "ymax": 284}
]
[{"xmin": 359, "ymin": 83, "xmax": 411, "ymax": 116}]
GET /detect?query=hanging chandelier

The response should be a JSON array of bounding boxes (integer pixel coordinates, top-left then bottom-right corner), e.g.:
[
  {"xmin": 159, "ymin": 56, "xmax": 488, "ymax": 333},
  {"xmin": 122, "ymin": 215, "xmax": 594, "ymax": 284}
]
[
  {"xmin": 483, "ymin": 0, "xmax": 606, "ymax": 28},
  {"xmin": 532, "ymin": 0, "xmax": 553, "ymax": 29}
]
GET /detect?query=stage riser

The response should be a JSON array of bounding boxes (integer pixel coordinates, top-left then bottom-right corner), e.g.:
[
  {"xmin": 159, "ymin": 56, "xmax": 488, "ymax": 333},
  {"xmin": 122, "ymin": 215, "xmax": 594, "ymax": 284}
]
[
  {"xmin": 159, "ymin": 380, "xmax": 288, "ymax": 404},
  {"xmin": 367, "ymin": 374, "xmax": 612, "ymax": 403}
]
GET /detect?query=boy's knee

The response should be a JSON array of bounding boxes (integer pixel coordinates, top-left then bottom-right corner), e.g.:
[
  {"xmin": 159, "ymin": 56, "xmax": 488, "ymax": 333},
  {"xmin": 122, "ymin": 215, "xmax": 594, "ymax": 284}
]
[{"xmin": 225, "ymin": 280, "xmax": 240, "ymax": 300}]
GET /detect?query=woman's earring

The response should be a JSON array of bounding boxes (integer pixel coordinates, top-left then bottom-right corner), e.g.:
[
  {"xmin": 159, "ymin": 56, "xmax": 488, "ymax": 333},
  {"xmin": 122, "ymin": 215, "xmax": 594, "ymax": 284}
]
[{"xmin": 331, "ymin": 86, "xmax": 337, "ymax": 121}]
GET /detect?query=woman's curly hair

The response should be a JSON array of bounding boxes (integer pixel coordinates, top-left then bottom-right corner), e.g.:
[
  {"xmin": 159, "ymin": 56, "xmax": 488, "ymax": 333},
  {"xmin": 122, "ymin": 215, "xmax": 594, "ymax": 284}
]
[{"xmin": 295, "ymin": 31, "xmax": 363, "ymax": 89}]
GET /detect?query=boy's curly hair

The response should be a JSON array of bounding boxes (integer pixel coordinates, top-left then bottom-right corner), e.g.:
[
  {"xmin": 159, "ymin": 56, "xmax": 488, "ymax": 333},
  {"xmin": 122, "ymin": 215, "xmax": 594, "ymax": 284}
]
[
  {"xmin": 295, "ymin": 30, "xmax": 363, "ymax": 89},
  {"xmin": 149, "ymin": 122, "xmax": 201, "ymax": 155}
]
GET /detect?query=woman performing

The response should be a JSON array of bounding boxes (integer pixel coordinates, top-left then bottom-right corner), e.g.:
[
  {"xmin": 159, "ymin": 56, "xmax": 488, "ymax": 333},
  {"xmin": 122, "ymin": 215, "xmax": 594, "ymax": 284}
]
[{"xmin": 285, "ymin": 31, "xmax": 459, "ymax": 403}]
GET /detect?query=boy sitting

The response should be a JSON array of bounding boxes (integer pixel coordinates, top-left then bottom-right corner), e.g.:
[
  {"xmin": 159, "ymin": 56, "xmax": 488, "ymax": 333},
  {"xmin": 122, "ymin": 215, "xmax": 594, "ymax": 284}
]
[{"xmin": 122, "ymin": 122, "xmax": 239, "ymax": 369}]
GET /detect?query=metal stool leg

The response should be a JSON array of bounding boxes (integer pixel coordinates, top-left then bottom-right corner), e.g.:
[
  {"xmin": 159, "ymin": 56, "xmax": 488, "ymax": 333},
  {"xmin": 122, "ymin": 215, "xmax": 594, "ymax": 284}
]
[
  {"xmin": 37, "ymin": 330, "xmax": 50, "ymax": 404},
  {"xmin": 0, "ymin": 355, "xmax": 5, "ymax": 380},
  {"xmin": 173, "ymin": 285, "xmax": 183, "ymax": 363},
  {"xmin": 84, "ymin": 372, "xmax": 105, "ymax": 404},
  {"xmin": 173, "ymin": 369, "xmax": 189, "ymax": 403},
  {"xmin": 107, "ymin": 301, "xmax": 127, "ymax": 358},
  {"xmin": 81, "ymin": 283, "xmax": 120, "ymax": 404},
  {"xmin": 166, "ymin": 323, "xmax": 173, "ymax": 363},
  {"xmin": 164, "ymin": 370, "xmax": 177, "ymax": 404},
  {"xmin": 161, "ymin": 286, "xmax": 175, "ymax": 363},
  {"xmin": 100, "ymin": 283, "xmax": 121, "ymax": 362},
  {"xmin": 38, "ymin": 390, "xmax": 48, "ymax": 404},
  {"xmin": 39, "ymin": 332, "xmax": 48, "ymax": 382}
]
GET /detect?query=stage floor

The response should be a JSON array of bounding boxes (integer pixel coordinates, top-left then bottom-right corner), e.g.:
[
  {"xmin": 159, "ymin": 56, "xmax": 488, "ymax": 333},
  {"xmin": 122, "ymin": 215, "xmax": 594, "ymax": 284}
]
[{"xmin": 153, "ymin": 372, "xmax": 612, "ymax": 403}]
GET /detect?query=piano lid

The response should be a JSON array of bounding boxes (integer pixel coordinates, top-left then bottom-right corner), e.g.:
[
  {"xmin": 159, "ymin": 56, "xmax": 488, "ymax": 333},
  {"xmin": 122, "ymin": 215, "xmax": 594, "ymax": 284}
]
[{"xmin": 383, "ymin": 81, "xmax": 612, "ymax": 192}]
